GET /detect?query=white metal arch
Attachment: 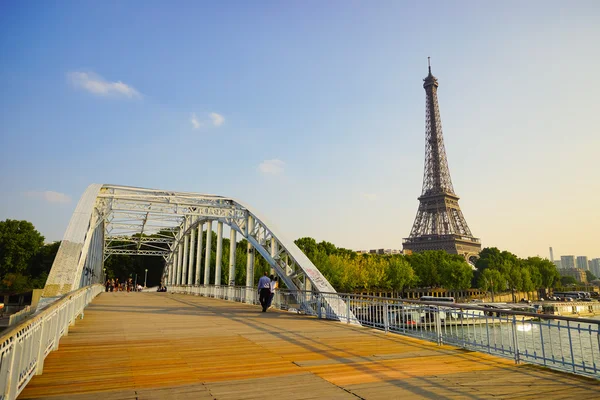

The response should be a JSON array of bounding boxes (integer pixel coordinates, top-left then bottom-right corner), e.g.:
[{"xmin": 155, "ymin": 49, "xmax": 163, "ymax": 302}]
[{"xmin": 42, "ymin": 184, "xmax": 346, "ymax": 317}]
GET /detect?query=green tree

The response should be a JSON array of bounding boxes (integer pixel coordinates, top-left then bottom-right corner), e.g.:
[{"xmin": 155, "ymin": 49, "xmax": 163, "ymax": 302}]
[
  {"xmin": 0, "ymin": 219, "xmax": 45, "ymax": 277},
  {"xmin": 439, "ymin": 259, "xmax": 473, "ymax": 290},
  {"xmin": 28, "ymin": 241, "xmax": 60, "ymax": 279},
  {"xmin": 1, "ymin": 273, "xmax": 31, "ymax": 292},
  {"xmin": 406, "ymin": 251, "xmax": 441, "ymax": 287},
  {"xmin": 586, "ymin": 270, "xmax": 597, "ymax": 282},
  {"xmin": 385, "ymin": 256, "xmax": 416, "ymax": 293},
  {"xmin": 475, "ymin": 247, "xmax": 504, "ymax": 271},
  {"xmin": 560, "ymin": 276, "xmax": 578, "ymax": 286},
  {"xmin": 520, "ymin": 268, "xmax": 535, "ymax": 293},
  {"xmin": 522, "ymin": 257, "xmax": 559, "ymax": 289},
  {"xmin": 317, "ymin": 241, "xmax": 338, "ymax": 256},
  {"xmin": 477, "ymin": 268, "xmax": 504, "ymax": 293},
  {"xmin": 294, "ymin": 237, "xmax": 319, "ymax": 260}
]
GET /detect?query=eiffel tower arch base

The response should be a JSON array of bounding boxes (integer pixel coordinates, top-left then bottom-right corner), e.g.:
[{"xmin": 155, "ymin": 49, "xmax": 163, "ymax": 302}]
[{"xmin": 403, "ymin": 235, "xmax": 481, "ymax": 264}]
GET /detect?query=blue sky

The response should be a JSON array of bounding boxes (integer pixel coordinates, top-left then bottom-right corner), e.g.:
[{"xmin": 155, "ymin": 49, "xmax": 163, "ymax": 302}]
[{"xmin": 1, "ymin": 1, "xmax": 598, "ymax": 259}]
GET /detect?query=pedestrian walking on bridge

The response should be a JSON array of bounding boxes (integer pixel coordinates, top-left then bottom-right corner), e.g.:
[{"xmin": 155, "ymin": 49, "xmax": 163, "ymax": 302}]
[
  {"xmin": 258, "ymin": 272, "xmax": 271, "ymax": 312},
  {"xmin": 268, "ymin": 276, "xmax": 278, "ymax": 309}
]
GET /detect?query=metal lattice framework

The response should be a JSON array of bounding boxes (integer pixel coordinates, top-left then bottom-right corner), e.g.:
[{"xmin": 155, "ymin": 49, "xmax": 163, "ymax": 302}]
[
  {"xmin": 403, "ymin": 61, "xmax": 481, "ymax": 261},
  {"xmin": 42, "ymin": 184, "xmax": 349, "ymax": 319}
]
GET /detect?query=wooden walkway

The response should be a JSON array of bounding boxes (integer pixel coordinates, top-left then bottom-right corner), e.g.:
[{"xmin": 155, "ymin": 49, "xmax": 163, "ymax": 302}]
[{"xmin": 19, "ymin": 293, "xmax": 600, "ymax": 399}]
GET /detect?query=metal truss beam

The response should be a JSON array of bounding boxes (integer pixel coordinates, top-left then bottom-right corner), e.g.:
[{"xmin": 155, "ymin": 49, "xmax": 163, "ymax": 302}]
[
  {"xmin": 43, "ymin": 183, "xmax": 351, "ymax": 321},
  {"xmin": 104, "ymin": 249, "xmax": 170, "ymax": 257}
]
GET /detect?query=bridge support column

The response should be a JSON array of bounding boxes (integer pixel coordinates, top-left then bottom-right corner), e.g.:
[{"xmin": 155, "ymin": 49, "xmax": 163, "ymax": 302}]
[
  {"xmin": 167, "ymin": 257, "xmax": 173, "ymax": 285},
  {"xmin": 182, "ymin": 219, "xmax": 189, "ymax": 285},
  {"xmin": 177, "ymin": 241, "xmax": 184, "ymax": 285},
  {"xmin": 188, "ymin": 219, "xmax": 196, "ymax": 285},
  {"xmin": 171, "ymin": 246, "xmax": 179, "ymax": 285},
  {"xmin": 245, "ymin": 216, "xmax": 255, "ymax": 303},
  {"xmin": 270, "ymin": 237, "xmax": 276, "ymax": 276},
  {"xmin": 204, "ymin": 221, "xmax": 212, "ymax": 285},
  {"xmin": 215, "ymin": 221, "xmax": 223, "ymax": 287},
  {"xmin": 228, "ymin": 229, "xmax": 236, "ymax": 286},
  {"xmin": 195, "ymin": 222, "xmax": 204, "ymax": 285}
]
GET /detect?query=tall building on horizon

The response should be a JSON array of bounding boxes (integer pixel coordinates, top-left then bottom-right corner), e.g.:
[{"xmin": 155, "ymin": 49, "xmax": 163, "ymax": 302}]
[
  {"xmin": 403, "ymin": 59, "xmax": 481, "ymax": 262},
  {"xmin": 576, "ymin": 255, "xmax": 589, "ymax": 271},
  {"xmin": 549, "ymin": 247, "xmax": 554, "ymax": 261},
  {"xmin": 591, "ymin": 258, "xmax": 600, "ymax": 277},
  {"xmin": 560, "ymin": 255, "xmax": 576, "ymax": 270}
]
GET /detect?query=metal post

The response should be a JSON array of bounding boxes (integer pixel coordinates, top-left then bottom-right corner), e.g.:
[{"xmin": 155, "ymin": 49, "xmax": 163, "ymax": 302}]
[
  {"xmin": 177, "ymin": 242, "xmax": 183, "ymax": 286},
  {"xmin": 384, "ymin": 303, "xmax": 389, "ymax": 333},
  {"xmin": 173, "ymin": 247, "xmax": 179, "ymax": 286},
  {"xmin": 215, "ymin": 222, "xmax": 223, "ymax": 286},
  {"xmin": 144, "ymin": 269, "xmax": 148, "ymax": 288},
  {"xmin": 188, "ymin": 220, "xmax": 196, "ymax": 285},
  {"xmin": 346, "ymin": 295, "xmax": 351, "ymax": 324},
  {"xmin": 270, "ymin": 237, "xmax": 276, "ymax": 275},
  {"xmin": 435, "ymin": 307, "xmax": 442, "ymax": 345},
  {"xmin": 228, "ymin": 229, "xmax": 236, "ymax": 286},
  {"xmin": 196, "ymin": 222, "xmax": 203, "ymax": 285},
  {"xmin": 204, "ymin": 221, "xmax": 212, "ymax": 285},
  {"xmin": 567, "ymin": 320, "xmax": 576, "ymax": 372},
  {"xmin": 511, "ymin": 315, "xmax": 520, "ymax": 364},
  {"xmin": 182, "ymin": 219, "xmax": 189, "ymax": 285},
  {"xmin": 317, "ymin": 295, "xmax": 322, "ymax": 319},
  {"xmin": 245, "ymin": 216, "xmax": 254, "ymax": 289}
]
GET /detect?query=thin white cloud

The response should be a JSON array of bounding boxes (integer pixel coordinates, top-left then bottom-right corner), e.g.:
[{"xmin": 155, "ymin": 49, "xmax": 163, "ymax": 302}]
[
  {"xmin": 258, "ymin": 159, "xmax": 285, "ymax": 175},
  {"xmin": 67, "ymin": 71, "xmax": 141, "ymax": 98},
  {"xmin": 209, "ymin": 112, "xmax": 225, "ymax": 126},
  {"xmin": 190, "ymin": 113, "xmax": 201, "ymax": 129},
  {"xmin": 360, "ymin": 192, "xmax": 378, "ymax": 201},
  {"xmin": 25, "ymin": 191, "xmax": 72, "ymax": 204}
]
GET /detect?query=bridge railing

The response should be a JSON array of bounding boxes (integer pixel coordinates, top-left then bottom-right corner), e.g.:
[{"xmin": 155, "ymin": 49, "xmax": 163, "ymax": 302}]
[
  {"xmin": 170, "ymin": 285, "xmax": 599, "ymax": 379},
  {"xmin": 0, "ymin": 284, "xmax": 103, "ymax": 400}
]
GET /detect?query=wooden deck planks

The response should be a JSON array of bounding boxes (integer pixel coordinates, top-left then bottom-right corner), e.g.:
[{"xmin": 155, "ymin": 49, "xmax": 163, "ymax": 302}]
[{"xmin": 18, "ymin": 292, "xmax": 600, "ymax": 399}]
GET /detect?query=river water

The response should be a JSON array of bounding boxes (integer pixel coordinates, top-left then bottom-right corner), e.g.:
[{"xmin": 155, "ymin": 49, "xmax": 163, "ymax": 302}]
[{"xmin": 442, "ymin": 314, "xmax": 600, "ymax": 375}]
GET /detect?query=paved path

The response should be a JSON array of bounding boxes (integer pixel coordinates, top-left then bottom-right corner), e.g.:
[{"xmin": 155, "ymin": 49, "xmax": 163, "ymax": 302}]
[{"xmin": 19, "ymin": 292, "xmax": 600, "ymax": 399}]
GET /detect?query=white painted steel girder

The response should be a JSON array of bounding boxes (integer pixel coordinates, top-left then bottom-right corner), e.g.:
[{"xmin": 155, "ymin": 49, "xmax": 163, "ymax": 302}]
[{"xmin": 43, "ymin": 184, "xmax": 350, "ymax": 319}]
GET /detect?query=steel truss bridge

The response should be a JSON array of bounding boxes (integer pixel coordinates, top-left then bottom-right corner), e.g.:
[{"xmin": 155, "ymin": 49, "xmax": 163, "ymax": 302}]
[{"xmin": 42, "ymin": 184, "xmax": 347, "ymax": 317}]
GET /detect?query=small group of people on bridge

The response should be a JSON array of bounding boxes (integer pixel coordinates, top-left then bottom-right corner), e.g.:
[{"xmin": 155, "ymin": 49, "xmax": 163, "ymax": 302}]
[
  {"xmin": 105, "ymin": 277, "xmax": 142, "ymax": 292},
  {"xmin": 258, "ymin": 272, "xmax": 279, "ymax": 312}
]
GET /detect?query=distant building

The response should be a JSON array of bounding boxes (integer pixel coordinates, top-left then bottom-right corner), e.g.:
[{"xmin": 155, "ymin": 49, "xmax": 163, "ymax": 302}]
[
  {"xmin": 576, "ymin": 256, "xmax": 589, "ymax": 271},
  {"xmin": 591, "ymin": 258, "xmax": 600, "ymax": 277},
  {"xmin": 560, "ymin": 255, "xmax": 576, "ymax": 270},
  {"xmin": 358, "ymin": 249, "xmax": 403, "ymax": 255},
  {"xmin": 560, "ymin": 268, "xmax": 587, "ymax": 283},
  {"xmin": 552, "ymin": 260, "xmax": 562, "ymax": 269}
]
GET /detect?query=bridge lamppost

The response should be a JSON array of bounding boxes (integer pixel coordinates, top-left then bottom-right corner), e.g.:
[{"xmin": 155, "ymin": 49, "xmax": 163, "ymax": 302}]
[{"xmin": 144, "ymin": 269, "xmax": 148, "ymax": 288}]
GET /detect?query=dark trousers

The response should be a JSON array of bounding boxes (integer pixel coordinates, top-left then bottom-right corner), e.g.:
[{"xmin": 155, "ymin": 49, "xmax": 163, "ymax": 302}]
[
  {"xmin": 259, "ymin": 288, "xmax": 271, "ymax": 312},
  {"xmin": 267, "ymin": 293, "xmax": 275, "ymax": 308}
]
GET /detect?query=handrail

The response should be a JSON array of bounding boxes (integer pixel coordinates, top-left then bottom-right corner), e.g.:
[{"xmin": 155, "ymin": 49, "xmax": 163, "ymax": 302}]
[
  {"xmin": 309, "ymin": 291, "xmax": 600, "ymax": 325},
  {"xmin": 0, "ymin": 284, "xmax": 103, "ymax": 400}
]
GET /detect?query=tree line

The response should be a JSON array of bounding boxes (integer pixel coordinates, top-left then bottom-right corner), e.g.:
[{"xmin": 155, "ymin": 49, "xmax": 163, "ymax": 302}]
[
  {"xmin": 0, "ymin": 219, "xmax": 575, "ymax": 295},
  {"xmin": 0, "ymin": 220, "xmax": 59, "ymax": 292},
  {"xmin": 294, "ymin": 237, "xmax": 562, "ymax": 294}
]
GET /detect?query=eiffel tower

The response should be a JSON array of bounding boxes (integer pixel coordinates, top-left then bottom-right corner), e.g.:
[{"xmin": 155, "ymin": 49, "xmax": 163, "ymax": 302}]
[{"xmin": 403, "ymin": 59, "xmax": 481, "ymax": 262}]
